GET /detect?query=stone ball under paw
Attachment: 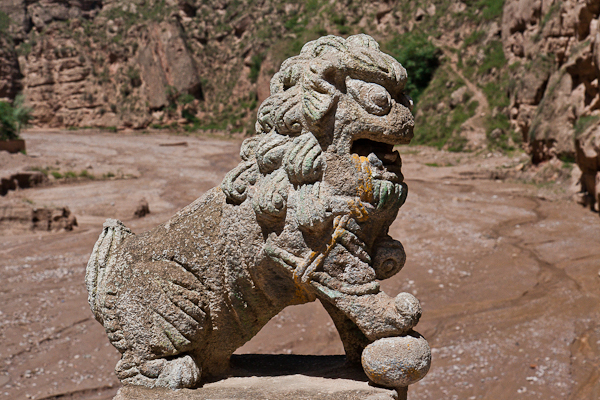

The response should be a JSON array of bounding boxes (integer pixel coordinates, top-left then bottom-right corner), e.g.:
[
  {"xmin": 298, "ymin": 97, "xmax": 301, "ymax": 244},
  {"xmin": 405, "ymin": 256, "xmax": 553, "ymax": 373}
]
[{"xmin": 361, "ymin": 332, "xmax": 431, "ymax": 388}]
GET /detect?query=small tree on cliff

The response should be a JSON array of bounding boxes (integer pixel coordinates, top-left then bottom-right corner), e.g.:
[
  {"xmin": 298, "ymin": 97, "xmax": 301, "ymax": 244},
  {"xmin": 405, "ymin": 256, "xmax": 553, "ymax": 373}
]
[{"xmin": 0, "ymin": 95, "xmax": 32, "ymax": 141}]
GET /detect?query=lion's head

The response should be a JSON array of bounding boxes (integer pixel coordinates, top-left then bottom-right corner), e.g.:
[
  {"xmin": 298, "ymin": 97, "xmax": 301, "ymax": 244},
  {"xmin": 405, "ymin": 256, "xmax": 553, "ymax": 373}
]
[{"xmin": 222, "ymin": 34, "xmax": 413, "ymax": 289}]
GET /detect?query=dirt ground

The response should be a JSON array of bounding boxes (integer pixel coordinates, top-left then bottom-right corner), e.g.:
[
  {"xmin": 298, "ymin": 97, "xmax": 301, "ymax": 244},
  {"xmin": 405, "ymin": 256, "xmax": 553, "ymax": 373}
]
[{"xmin": 1, "ymin": 130, "xmax": 599, "ymax": 400}]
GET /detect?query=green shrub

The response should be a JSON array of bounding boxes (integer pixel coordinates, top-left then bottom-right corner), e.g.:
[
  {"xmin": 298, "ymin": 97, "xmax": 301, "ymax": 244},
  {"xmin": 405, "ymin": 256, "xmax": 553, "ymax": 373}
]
[
  {"xmin": 178, "ymin": 93, "xmax": 195, "ymax": 105},
  {"xmin": 0, "ymin": 95, "xmax": 32, "ymax": 141},
  {"xmin": 304, "ymin": 0, "xmax": 322, "ymax": 13},
  {"xmin": 574, "ymin": 115, "xmax": 600, "ymax": 136},
  {"xmin": 16, "ymin": 41, "xmax": 32, "ymax": 56},
  {"xmin": 482, "ymin": 80, "xmax": 510, "ymax": 109},
  {"xmin": 464, "ymin": 0, "xmax": 505, "ymax": 21},
  {"xmin": 182, "ymin": 108, "xmax": 199, "ymax": 124},
  {"xmin": 463, "ymin": 30, "xmax": 486, "ymax": 47},
  {"xmin": 413, "ymin": 101, "xmax": 477, "ymax": 150},
  {"xmin": 383, "ymin": 33, "xmax": 441, "ymax": 103},
  {"xmin": 284, "ymin": 15, "xmax": 301, "ymax": 31},
  {"xmin": 478, "ymin": 40, "xmax": 506, "ymax": 75},
  {"xmin": 0, "ymin": 11, "xmax": 9, "ymax": 34},
  {"xmin": 0, "ymin": 102, "xmax": 18, "ymax": 140},
  {"xmin": 331, "ymin": 14, "xmax": 349, "ymax": 35},
  {"xmin": 540, "ymin": 3, "xmax": 561, "ymax": 30},
  {"xmin": 558, "ymin": 153, "xmax": 575, "ymax": 164},
  {"xmin": 127, "ymin": 67, "xmax": 142, "ymax": 88},
  {"xmin": 79, "ymin": 169, "xmax": 95, "ymax": 179},
  {"xmin": 249, "ymin": 54, "xmax": 264, "ymax": 83},
  {"xmin": 240, "ymin": 91, "xmax": 258, "ymax": 110}
]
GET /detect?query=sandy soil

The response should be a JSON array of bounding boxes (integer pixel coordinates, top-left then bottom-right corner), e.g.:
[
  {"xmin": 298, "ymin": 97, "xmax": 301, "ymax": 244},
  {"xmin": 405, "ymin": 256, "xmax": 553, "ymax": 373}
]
[{"xmin": 1, "ymin": 130, "xmax": 599, "ymax": 400}]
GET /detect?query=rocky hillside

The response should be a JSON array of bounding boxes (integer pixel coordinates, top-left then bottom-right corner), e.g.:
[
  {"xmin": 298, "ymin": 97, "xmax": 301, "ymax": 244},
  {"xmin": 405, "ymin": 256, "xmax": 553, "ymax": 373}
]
[
  {"xmin": 0, "ymin": 0, "xmax": 511, "ymax": 135},
  {"xmin": 0, "ymin": 0, "xmax": 599, "ymax": 209},
  {"xmin": 0, "ymin": 10, "xmax": 21, "ymax": 100}
]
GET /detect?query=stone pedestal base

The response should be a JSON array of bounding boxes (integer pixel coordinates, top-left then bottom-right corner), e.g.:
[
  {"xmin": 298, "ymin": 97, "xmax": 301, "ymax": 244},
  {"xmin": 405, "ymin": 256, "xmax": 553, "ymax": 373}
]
[{"xmin": 113, "ymin": 355, "xmax": 406, "ymax": 400}]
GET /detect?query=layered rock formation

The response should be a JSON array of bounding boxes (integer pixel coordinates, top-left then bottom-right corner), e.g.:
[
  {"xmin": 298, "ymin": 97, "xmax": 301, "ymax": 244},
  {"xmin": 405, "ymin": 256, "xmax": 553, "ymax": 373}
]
[
  {"xmin": 575, "ymin": 123, "xmax": 600, "ymax": 210},
  {"xmin": 0, "ymin": 25, "xmax": 21, "ymax": 100},
  {"xmin": 0, "ymin": 0, "xmax": 476, "ymax": 133},
  {"xmin": 0, "ymin": 200, "xmax": 77, "ymax": 232},
  {"xmin": 0, "ymin": 170, "xmax": 46, "ymax": 196},
  {"xmin": 0, "ymin": 0, "xmax": 204, "ymax": 128},
  {"xmin": 502, "ymin": 0, "xmax": 600, "ymax": 209},
  {"xmin": 2, "ymin": 0, "xmax": 600, "ymax": 210}
]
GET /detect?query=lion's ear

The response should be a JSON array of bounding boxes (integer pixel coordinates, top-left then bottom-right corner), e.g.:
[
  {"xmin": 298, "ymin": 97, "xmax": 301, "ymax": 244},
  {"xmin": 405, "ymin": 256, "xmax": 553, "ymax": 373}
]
[{"xmin": 301, "ymin": 61, "xmax": 338, "ymax": 124}]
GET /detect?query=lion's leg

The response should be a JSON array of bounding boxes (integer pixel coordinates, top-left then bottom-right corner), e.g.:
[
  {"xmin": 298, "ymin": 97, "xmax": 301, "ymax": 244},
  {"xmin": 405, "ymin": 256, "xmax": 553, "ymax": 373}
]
[
  {"xmin": 105, "ymin": 258, "xmax": 210, "ymax": 389},
  {"xmin": 111, "ymin": 283, "xmax": 206, "ymax": 389},
  {"xmin": 315, "ymin": 287, "xmax": 422, "ymax": 341},
  {"xmin": 319, "ymin": 298, "xmax": 370, "ymax": 364}
]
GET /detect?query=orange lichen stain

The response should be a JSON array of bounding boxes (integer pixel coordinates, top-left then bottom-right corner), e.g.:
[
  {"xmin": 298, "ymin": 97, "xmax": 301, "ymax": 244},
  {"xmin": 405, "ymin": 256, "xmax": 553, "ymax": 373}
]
[
  {"xmin": 348, "ymin": 199, "xmax": 369, "ymax": 222},
  {"xmin": 293, "ymin": 215, "xmax": 352, "ymax": 283},
  {"xmin": 351, "ymin": 154, "xmax": 374, "ymax": 203},
  {"xmin": 292, "ymin": 284, "xmax": 313, "ymax": 303}
]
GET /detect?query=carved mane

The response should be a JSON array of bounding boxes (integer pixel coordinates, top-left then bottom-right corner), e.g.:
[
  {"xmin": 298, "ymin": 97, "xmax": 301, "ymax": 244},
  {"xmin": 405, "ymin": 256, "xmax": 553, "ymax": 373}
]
[{"xmin": 221, "ymin": 34, "xmax": 408, "ymax": 225}]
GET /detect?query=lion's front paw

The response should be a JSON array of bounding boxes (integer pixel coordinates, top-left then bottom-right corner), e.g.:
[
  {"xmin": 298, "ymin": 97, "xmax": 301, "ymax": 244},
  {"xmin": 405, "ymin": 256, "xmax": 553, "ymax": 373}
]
[
  {"xmin": 120, "ymin": 355, "xmax": 201, "ymax": 389},
  {"xmin": 155, "ymin": 355, "xmax": 201, "ymax": 389}
]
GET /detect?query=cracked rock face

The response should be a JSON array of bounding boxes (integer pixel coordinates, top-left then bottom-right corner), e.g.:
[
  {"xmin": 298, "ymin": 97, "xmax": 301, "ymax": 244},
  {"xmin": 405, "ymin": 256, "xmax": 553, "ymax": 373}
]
[
  {"xmin": 85, "ymin": 34, "xmax": 429, "ymax": 390},
  {"xmin": 0, "ymin": 34, "xmax": 21, "ymax": 101},
  {"xmin": 502, "ymin": 0, "xmax": 600, "ymax": 160}
]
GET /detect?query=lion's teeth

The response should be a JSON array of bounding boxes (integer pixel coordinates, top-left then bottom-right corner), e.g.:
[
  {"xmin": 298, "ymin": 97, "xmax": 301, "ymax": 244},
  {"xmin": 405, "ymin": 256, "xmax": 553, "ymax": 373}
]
[{"xmin": 367, "ymin": 152, "xmax": 383, "ymax": 168}]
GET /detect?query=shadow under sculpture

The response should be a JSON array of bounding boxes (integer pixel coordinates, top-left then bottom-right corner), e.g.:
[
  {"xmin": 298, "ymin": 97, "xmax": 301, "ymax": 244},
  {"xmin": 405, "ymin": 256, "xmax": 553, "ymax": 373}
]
[{"xmin": 85, "ymin": 34, "xmax": 431, "ymax": 393}]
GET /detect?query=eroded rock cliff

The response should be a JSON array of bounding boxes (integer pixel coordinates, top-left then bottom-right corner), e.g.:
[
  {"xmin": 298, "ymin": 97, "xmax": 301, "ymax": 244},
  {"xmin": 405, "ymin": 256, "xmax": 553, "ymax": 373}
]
[
  {"xmin": 0, "ymin": 16, "xmax": 21, "ymax": 100},
  {"xmin": 502, "ymin": 0, "xmax": 600, "ymax": 209},
  {"xmin": 1, "ymin": 0, "xmax": 600, "ymax": 210}
]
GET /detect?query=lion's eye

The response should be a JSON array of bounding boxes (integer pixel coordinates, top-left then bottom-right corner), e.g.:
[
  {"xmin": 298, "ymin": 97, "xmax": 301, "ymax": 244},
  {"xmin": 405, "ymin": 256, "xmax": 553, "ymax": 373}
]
[{"xmin": 346, "ymin": 77, "xmax": 392, "ymax": 116}]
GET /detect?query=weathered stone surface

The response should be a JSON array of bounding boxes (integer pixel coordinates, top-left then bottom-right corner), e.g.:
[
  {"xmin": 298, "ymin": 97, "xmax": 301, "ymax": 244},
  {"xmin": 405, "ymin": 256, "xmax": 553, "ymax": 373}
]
[
  {"xmin": 114, "ymin": 379, "xmax": 398, "ymax": 400},
  {"xmin": 0, "ymin": 35, "xmax": 22, "ymax": 100},
  {"xmin": 449, "ymin": 86, "xmax": 468, "ymax": 108},
  {"xmin": 0, "ymin": 139, "xmax": 26, "ymax": 154},
  {"xmin": 0, "ymin": 170, "xmax": 46, "ymax": 196},
  {"xmin": 134, "ymin": 198, "xmax": 150, "ymax": 218},
  {"xmin": 575, "ymin": 122, "xmax": 600, "ymax": 212},
  {"xmin": 0, "ymin": 200, "xmax": 77, "ymax": 232},
  {"xmin": 0, "ymin": 0, "xmax": 28, "ymax": 37},
  {"xmin": 86, "ymin": 34, "xmax": 428, "ymax": 392},
  {"xmin": 113, "ymin": 355, "xmax": 402, "ymax": 400},
  {"xmin": 138, "ymin": 21, "xmax": 203, "ymax": 110},
  {"xmin": 361, "ymin": 333, "xmax": 431, "ymax": 388},
  {"xmin": 31, "ymin": 205, "xmax": 77, "ymax": 231}
]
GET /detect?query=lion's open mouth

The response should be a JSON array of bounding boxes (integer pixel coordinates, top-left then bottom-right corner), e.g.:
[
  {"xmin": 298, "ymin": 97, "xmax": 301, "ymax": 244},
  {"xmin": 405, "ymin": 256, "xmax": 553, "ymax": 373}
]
[{"xmin": 351, "ymin": 138, "xmax": 403, "ymax": 183}]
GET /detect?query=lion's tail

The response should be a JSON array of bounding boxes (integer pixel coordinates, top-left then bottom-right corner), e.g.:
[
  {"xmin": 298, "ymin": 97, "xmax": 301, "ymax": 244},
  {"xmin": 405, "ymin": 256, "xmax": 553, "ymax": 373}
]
[{"xmin": 85, "ymin": 219, "xmax": 133, "ymax": 322}]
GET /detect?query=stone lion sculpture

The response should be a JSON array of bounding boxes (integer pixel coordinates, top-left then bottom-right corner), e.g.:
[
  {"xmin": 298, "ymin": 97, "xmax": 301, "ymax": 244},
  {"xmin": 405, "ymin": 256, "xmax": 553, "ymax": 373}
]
[{"xmin": 86, "ymin": 34, "xmax": 430, "ymax": 390}]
